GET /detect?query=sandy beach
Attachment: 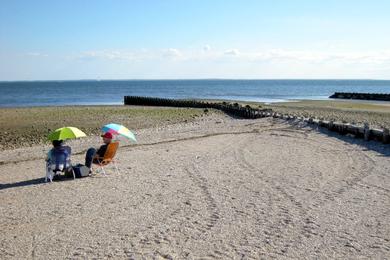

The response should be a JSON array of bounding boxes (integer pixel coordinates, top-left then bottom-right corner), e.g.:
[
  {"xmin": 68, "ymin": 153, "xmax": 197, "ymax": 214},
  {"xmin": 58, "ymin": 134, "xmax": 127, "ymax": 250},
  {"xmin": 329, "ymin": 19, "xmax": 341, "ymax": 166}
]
[
  {"xmin": 1, "ymin": 107, "xmax": 389, "ymax": 259},
  {"xmin": 2, "ymin": 0, "xmax": 390, "ymax": 258}
]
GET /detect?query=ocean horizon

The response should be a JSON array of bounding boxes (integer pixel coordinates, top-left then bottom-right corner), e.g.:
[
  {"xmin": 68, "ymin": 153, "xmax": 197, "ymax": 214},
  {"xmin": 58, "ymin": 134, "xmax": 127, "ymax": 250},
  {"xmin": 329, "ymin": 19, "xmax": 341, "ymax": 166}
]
[{"xmin": 1, "ymin": 79, "xmax": 389, "ymax": 108}]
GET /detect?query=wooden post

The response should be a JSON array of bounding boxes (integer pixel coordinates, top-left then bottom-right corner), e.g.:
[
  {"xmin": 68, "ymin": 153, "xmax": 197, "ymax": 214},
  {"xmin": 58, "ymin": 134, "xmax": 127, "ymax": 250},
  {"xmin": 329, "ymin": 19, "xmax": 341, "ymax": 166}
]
[
  {"xmin": 383, "ymin": 128, "xmax": 389, "ymax": 144},
  {"xmin": 328, "ymin": 121, "xmax": 334, "ymax": 131},
  {"xmin": 364, "ymin": 123, "xmax": 370, "ymax": 141}
]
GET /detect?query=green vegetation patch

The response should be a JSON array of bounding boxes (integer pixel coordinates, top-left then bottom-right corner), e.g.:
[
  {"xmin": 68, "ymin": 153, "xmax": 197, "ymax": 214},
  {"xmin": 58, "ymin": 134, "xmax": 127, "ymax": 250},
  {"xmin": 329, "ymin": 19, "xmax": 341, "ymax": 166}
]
[{"xmin": 0, "ymin": 105, "xmax": 209, "ymax": 149}]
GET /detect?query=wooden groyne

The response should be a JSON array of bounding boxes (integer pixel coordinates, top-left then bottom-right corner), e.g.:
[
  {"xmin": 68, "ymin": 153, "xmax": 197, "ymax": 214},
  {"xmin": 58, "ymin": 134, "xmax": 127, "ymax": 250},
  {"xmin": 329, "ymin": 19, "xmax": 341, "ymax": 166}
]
[
  {"xmin": 329, "ymin": 92, "xmax": 390, "ymax": 101},
  {"xmin": 301, "ymin": 119, "xmax": 389, "ymax": 144},
  {"xmin": 124, "ymin": 96, "xmax": 273, "ymax": 119},
  {"xmin": 271, "ymin": 116, "xmax": 388, "ymax": 144},
  {"xmin": 124, "ymin": 96, "xmax": 389, "ymax": 144}
]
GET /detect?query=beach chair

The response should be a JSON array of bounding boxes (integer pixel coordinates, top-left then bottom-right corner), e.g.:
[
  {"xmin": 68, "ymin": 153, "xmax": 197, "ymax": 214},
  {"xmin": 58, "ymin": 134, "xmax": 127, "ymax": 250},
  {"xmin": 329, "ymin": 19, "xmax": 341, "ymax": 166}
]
[
  {"xmin": 92, "ymin": 142, "xmax": 120, "ymax": 175},
  {"xmin": 45, "ymin": 148, "xmax": 75, "ymax": 182}
]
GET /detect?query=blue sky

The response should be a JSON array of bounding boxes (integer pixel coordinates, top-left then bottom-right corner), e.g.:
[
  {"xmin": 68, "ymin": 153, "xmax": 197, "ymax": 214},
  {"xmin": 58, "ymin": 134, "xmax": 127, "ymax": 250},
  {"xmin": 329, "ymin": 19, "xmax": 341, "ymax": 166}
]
[{"xmin": 1, "ymin": 0, "xmax": 390, "ymax": 80}]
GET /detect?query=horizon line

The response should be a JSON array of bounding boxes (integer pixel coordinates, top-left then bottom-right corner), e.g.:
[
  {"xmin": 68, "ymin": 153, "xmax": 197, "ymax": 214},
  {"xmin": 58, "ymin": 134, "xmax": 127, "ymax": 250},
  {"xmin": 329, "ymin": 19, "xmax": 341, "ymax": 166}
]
[{"xmin": 1, "ymin": 78, "xmax": 390, "ymax": 83}]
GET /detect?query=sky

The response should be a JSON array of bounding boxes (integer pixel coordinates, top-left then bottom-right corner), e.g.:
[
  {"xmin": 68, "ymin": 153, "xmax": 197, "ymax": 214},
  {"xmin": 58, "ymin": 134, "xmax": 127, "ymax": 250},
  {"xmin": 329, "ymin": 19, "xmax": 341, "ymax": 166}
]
[{"xmin": 1, "ymin": 0, "xmax": 390, "ymax": 80}]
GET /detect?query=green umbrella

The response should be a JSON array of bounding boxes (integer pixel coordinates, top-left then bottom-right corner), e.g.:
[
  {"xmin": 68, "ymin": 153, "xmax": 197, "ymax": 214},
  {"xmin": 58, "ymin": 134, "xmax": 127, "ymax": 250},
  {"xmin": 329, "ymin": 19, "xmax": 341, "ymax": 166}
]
[{"xmin": 48, "ymin": 127, "xmax": 86, "ymax": 141}]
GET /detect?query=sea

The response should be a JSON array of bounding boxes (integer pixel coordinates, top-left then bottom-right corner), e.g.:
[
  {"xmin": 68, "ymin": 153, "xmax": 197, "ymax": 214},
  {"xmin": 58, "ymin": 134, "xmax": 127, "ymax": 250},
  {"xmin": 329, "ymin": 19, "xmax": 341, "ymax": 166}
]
[{"xmin": 0, "ymin": 79, "xmax": 389, "ymax": 107}]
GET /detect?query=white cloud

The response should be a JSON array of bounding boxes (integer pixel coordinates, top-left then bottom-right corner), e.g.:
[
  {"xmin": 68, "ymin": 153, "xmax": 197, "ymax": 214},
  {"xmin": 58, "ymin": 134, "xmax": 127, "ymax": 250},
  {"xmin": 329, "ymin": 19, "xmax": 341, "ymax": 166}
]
[
  {"xmin": 239, "ymin": 49, "xmax": 390, "ymax": 65},
  {"xmin": 224, "ymin": 49, "xmax": 240, "ymax": 56},
  {"xmin": 75, "ymin": 48, "xmax": 390, "ymax": 65},
  {"xmin": 3, "ymin": 47, "xmax": 390, "ymax": 80},
  {"xmin": 79, "ymin": 50, "xmax": 135, "ymax": 60},
  {"xmin": 27, "ymin": 52, "xmax": 48, "ymax": 57},
  {"xmin": 162, "ymin": 48, "xmax": 182, "ymax": 59},
  {"xmin": 203, "ymin": 45, "xmax": 211, "ymax": 51}
]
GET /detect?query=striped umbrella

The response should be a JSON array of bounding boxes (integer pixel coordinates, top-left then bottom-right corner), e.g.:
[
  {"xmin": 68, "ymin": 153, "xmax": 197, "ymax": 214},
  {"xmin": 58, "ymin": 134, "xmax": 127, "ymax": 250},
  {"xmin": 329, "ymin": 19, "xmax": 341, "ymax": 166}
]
[{"xmin": 102, "ymin": 123, "xmax": 137, "ymax": 142}]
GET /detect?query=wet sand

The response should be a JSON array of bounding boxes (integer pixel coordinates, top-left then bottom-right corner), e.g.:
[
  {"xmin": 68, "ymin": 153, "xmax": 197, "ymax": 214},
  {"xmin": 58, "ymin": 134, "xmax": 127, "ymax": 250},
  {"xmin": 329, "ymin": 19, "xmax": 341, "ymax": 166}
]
[{"xmin": 1, "ymin": 113, "xmax": 389, "ymax": 259}]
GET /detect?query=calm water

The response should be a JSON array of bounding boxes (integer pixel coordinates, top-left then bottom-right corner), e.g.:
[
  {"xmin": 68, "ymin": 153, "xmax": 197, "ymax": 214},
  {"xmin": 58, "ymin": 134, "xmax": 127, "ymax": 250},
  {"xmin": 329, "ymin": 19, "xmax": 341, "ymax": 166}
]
[{"xmin": 0, "ymin": 79, "xmax": 389, "ymax": 107}]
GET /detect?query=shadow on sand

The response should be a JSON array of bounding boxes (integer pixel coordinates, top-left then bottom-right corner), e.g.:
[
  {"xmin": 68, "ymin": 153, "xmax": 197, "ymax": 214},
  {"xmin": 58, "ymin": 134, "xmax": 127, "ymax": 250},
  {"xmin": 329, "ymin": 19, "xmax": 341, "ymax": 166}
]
[
  {"xmin": 0, "ymin": 176, "xmax": 74, "ymax": 191},
  {"xmin": 291, "ymin": 121, "xmax": 390, "ymax": 157}
]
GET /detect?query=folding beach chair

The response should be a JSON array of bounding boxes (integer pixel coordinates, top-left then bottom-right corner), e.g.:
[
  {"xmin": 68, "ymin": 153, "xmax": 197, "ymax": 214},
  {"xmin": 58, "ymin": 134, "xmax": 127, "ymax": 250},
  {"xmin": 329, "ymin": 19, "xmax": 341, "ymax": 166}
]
[
  {"xmin": 45, "ymin": 148, "xmax": 75, "ymax": 182},
  {"xmin": 92, "ymin": 142, "xmax": 120, "ymax": 175}
]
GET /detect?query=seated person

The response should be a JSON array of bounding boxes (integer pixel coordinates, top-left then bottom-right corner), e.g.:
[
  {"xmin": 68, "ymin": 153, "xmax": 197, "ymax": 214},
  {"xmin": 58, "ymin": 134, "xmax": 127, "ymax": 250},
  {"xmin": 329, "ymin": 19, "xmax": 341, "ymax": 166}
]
[
  {"xmin": 46, "ymin": 140, "xmax": 72, "ymax": 181},
  {"xmin": 85, "ymin": 132, "xmax": 113, "ymax": 170}
]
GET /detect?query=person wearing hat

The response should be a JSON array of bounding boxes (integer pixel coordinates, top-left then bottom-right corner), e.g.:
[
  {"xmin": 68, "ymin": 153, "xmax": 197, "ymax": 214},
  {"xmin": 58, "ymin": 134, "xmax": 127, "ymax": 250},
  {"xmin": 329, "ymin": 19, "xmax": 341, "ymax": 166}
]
[{"xmin": 85, "ymin": 132, "xmax": 113, "ymax": 170}]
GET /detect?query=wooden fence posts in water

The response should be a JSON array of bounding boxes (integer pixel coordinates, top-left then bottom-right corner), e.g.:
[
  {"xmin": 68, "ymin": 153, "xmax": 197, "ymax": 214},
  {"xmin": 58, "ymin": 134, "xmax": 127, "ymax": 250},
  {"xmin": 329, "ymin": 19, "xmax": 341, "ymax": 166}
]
[
  {"xmin": 364, "ymin": 123, "xmax": 370, "ymax": 141},
  {"xmin": 383, "ymin": 128, "xmax": 390, "ymax": 144},
  {"xmin": 124, "ymin": 96, "xmax": 390, "ymax": 144}
]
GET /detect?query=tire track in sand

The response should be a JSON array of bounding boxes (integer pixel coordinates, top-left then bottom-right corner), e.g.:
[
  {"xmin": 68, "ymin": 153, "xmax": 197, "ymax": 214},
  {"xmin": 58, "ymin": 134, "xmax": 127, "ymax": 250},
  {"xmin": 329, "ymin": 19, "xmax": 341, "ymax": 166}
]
[
  {"xmin": 232, "ymin": 130, "xmax": 319, "ymax": 257},
  {"xmin": 124, "ymin": 132, "xmax": 242, "ymax": 259}
]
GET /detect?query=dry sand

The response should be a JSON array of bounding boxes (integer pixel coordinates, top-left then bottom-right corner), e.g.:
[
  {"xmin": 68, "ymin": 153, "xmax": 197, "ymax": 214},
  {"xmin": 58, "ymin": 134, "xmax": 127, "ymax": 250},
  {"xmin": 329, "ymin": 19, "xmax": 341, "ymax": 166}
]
[
  {"xmin": 1, "ymin": 114, "xmax": 389, "ymax": 259},
  {"xmin": 245, "ymin": 99, "xmax": 390, "ymax": 129}
]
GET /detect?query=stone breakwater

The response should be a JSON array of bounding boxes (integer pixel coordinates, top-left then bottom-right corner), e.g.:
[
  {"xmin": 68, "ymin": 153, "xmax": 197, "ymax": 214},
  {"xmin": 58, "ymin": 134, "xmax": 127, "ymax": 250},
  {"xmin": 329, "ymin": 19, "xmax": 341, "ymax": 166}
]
[
  {"xmin": 329, "ymin": 92, "xmax": 390, "ymax": 101},
  {"xmin": 124, "ymin": 96, "xmax": 390, "ymax": 144}
]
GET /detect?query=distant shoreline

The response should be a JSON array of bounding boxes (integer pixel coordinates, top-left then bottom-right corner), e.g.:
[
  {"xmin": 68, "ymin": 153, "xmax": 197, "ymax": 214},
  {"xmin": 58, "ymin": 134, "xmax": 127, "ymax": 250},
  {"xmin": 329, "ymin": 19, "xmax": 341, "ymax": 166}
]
[
  {"xmin": 0, "ymin": 96, "xmax": 319, "ymax": 108},
  {"xmin": 0, "ymin": 102, "xmax": 124, "ymax": 109},
  {"xmin": 2, "ymin": 78, "xmax": 390, "ymax": 83},
  {"xmin": 1, "ymin": 96, "xmax": 390, "ymax": 109}
]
